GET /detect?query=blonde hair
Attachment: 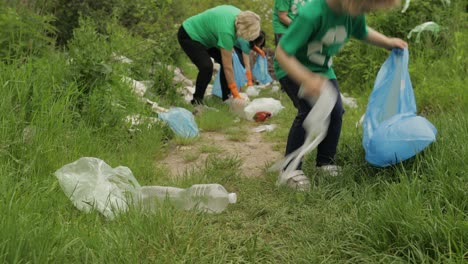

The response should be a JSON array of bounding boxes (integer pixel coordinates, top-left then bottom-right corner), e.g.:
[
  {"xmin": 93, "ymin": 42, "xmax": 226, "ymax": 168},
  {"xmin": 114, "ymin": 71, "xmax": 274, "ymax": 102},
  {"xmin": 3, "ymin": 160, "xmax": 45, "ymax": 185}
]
[{"xmin": 235, "ymin": 11, "xmax": 261, "ymax": 41}]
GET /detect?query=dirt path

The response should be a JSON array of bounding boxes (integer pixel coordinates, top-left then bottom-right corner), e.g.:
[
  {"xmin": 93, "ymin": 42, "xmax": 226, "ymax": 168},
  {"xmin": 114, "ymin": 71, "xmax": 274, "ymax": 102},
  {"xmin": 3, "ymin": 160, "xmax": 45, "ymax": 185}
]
[{"xmin": 159, "ymin": 129, "xmax": 283, "ymax": 178}]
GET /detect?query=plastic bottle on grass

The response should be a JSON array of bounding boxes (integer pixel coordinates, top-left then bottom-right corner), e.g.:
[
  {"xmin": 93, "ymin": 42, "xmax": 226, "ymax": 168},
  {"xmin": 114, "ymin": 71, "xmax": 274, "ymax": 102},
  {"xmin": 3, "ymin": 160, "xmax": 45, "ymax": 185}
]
[{"xmin": 138, "ymin": 184, "xmax": 237, "ymax": 213}]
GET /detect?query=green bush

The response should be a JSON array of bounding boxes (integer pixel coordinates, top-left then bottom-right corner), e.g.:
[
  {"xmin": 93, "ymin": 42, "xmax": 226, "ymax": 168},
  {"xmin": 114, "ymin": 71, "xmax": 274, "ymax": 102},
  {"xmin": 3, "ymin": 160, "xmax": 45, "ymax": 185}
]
[{"xmin": 0, "ymin": 6, "xmax": 55, "ymax": 61}]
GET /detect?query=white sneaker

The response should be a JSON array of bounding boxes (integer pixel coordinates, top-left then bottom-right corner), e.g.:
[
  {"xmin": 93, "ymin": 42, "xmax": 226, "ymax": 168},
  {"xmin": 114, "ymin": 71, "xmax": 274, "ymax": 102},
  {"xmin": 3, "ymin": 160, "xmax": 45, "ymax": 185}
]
[
  {"xmin": 317, "ymin": 165, "xmax": 341, "ymax": 177},
  {"xmin": 282, "ymin": 170, "xmax": 311, "ymax": 192}
]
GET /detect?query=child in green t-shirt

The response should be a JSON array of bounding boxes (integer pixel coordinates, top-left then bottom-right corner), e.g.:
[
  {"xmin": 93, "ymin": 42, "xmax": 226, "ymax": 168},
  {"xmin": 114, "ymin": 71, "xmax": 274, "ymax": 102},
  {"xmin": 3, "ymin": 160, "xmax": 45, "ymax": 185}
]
[
  {"xmin": 273, "ymin": 0, "xmax": 312, "ymax": 45},
  {"xmin": 274, "ymin": 0, "xmax": 408, "ymax": 191}
]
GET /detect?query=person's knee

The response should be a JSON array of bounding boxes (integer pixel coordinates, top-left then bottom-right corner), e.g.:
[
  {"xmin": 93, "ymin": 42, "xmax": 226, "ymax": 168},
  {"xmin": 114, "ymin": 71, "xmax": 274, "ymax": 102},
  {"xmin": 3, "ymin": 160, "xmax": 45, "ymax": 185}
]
[{"xmin": 198, "ymin": 60, "xmax": 213, "ymax": 75}]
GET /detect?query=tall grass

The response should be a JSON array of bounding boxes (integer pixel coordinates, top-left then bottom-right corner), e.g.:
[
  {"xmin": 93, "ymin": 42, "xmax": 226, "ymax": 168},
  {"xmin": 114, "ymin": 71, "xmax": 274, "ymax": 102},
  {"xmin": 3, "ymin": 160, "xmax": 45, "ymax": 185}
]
[{"xmin": 0, "ymin": 1, "xmax": 466, "ymax": 263}]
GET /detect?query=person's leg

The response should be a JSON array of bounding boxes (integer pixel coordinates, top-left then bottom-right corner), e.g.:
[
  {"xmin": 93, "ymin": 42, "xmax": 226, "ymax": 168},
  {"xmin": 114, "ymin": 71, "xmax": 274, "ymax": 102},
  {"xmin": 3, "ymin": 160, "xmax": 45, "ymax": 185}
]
[
  {"xmin": 280, "ymin": 76, "xmax": 311, "ymax": 170},
  {"xmin": 274, "ymin": 33, "xmax": 284, "ymax": 46},
  {"xmin": 208, "ymin": 48, "xmax": 230, "ymax": 101},
  {"xmin": 316, "ymin": 79, "xmax": 344, "ymax": 166},
  {"xmin": 177, "ymin": 26, "xmax": 213, "ymax": 104}
]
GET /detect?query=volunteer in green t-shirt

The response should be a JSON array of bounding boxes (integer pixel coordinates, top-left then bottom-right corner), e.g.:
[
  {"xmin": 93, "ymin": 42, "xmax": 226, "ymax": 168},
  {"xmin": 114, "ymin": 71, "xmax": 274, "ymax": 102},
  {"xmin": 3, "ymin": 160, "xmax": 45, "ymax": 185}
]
[
  {"xmin": 177, "ymin": 5, "xmax": 261, "ymax": 104},
  {"xmin": 273, "ymin": 0, "xmax": 311, "ymax": 45},
  {"xmin": 233, "ymin": 31, "xmax": 266, "ymax": 86},
  {"xmin": 274, "ymin": 0, "xmax": 408, "ymax": 191}
]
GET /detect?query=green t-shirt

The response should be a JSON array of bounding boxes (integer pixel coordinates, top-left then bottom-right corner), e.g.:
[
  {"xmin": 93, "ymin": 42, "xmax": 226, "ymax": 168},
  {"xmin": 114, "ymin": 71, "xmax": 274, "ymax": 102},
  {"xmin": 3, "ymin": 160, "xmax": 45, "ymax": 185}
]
[
  {"xmin": 183, "ymin": 5, "xmax": 240, "ymax": 50},
  {"xmin": 272, "ymin": 0, "xmax": 311, "ymax": 34},
  {"xmin": 274, "ymin": 0, "xmax": 368, "ymax": 80},
  {"xmin": 234, "ymin": 38, "xmax": 251, "ymax": 54}
]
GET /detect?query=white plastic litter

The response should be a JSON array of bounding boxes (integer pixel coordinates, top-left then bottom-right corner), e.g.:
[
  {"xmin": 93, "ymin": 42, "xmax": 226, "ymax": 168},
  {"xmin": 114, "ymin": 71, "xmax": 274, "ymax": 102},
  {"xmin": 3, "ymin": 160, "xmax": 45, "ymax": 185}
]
[
  {"xmin": 122, "ymin": 76, "xmax": 151, "ymax": 97},
  {"xmin": 226, "ymin": 93, "xmax": 250, "ymax": 116},
  {"xmin": 252, "ymin": 124, "xmax": 277, "ymax": 133},
  {"xmin": 407, "ymin": 22, "xmax": 441, "ymax": 43},
  {"xmin": 246, "ymin": 86, "xmax": 260, "ymax": 97},
  {"xmin": 112, "ymin": 53, "xmax": 133, "ymax": 64},
  {"xmin": 271, "ymin": 85, "xmax": 280, "ymax": 92},
  {"xmin": 54, "ymin": 157, "xmax": 141, "ymax": 219},
  {"xmin": 401, "ymin": 0, "xmax": 410, "ymax": 13},
  {"xmin": 55, "ymin": 158, "xmax": 236, "ymax": 219},
  {"xmin": 137, "ymin": 184, "xmax": 237, "ymax": 213},
  {"xmin": 341, "ymin": 93, "xmax": 358, "ymax": 108},
  {"xmin": 125, "ymin": 114, "xmax": 160, "ymax": 130},
  {"xmin": 243, "ymin": 98, "xmax": 284, "ymax": 121},
  {"xmin": 271, "ymin": 81, "xmax": 338, "ymax": 185},
  {"xmin": 173, "ymin": 67, "xmax": 193, "ymax": 87}
]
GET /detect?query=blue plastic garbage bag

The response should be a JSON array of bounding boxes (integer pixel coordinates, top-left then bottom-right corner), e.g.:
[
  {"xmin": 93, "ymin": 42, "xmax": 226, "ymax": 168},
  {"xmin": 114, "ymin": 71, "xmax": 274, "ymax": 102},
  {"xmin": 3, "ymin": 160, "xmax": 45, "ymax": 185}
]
[
  {"xmin": 158, "ymin": 107, "xmax": 199, "ymax": 138},
  {"xmin": 362, "ymin": 49, "xmax": 437, "ymax": 167},
  {"xmin": 252, "ymin": 55, "xmax": 273, "ymax": 85},
  {"xmin": 212, "ymin": 52, "xmax": 246, "ymax": 98}
]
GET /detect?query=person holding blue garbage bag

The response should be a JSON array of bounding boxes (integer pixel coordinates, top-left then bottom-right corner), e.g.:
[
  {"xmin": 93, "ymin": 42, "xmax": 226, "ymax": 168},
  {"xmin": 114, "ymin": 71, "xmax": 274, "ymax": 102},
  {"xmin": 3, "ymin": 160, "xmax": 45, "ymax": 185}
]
[
  {"xmin": 234, "ymin": 31, "xmax": 267, "ymax": 86},
  {"xmin": 275, "ymin": 0, "xmax": 408, "ymax": 191},
  {"xmin": 177, "ymin": 5, "xmax": 261, "ymax": 104}
]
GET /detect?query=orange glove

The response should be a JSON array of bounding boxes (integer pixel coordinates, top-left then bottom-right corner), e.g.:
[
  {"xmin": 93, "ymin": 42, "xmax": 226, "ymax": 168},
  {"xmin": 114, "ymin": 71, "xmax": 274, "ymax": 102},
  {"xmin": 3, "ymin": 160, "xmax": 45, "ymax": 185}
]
[
  {"xmin": 228, "ymin": 82, "xmax": 240, "ymax": 98},
  {"xmin": 253, "ymin": 46, "xmax": 265, "ymax": 57},
  {"xmin": 246, "ymin": 70, "xmax": 253, "ymax": 86}
]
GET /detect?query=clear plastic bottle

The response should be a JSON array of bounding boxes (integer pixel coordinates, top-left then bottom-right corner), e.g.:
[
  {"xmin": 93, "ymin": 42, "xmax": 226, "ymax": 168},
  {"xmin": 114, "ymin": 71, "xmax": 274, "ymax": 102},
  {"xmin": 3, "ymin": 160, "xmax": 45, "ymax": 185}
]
[{"xmin": 137, "ymin": 184, "xmax": 237, "ymax": 213}]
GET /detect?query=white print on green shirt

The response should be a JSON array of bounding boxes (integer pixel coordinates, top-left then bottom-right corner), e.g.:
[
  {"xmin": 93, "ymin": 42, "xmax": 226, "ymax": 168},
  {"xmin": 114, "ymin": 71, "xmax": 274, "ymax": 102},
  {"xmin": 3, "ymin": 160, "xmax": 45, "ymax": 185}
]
[{"xmin": 307, "ymin": 26, "xmax": 347, "ymax": 67}]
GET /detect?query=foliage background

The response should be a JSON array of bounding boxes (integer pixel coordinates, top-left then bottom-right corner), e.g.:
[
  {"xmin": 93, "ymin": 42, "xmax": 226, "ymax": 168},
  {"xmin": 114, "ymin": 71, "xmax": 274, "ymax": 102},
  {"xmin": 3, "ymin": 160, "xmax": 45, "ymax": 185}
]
[{"xmin": 0, "ymin": 0, "xmax": 466, "ymax": 262}]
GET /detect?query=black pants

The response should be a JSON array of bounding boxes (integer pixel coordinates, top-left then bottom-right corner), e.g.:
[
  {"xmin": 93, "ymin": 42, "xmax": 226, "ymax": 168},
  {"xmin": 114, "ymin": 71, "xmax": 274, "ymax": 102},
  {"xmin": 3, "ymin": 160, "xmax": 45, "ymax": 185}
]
[
  {"xmin": 177, "ymin": 26, "xmax": 230, "ymax": 101},
  {"xmin": 280, "ymin": 76, "xmax": 344, "ymax": 168},
  {"xmin": 274, "ymin": 33, "xmax": 284, "ymax": 46}
]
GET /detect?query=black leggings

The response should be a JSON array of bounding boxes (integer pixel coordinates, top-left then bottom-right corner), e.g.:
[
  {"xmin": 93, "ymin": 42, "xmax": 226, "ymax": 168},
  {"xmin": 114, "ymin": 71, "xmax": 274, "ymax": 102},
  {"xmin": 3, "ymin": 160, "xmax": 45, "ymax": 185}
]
[{"xmin": 177, "ymin": 26, "xmax": 230, "ymax": 101}]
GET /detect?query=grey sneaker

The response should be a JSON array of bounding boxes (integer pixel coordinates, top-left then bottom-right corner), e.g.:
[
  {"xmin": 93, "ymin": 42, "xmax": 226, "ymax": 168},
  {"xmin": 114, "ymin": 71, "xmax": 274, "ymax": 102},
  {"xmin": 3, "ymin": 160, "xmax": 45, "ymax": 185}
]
[
  {"xmin": 283, "ymin": 170, "xmax": 311, "ymax": 192},
  {"xmin": 317, "ymin": 165, "xmax": 341, "ymax": 177}
]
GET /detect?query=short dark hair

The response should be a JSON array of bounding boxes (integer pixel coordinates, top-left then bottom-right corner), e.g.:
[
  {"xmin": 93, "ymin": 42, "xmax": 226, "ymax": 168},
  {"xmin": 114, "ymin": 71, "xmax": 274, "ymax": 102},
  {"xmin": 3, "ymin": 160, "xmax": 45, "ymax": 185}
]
[{"xmin": 249, "ymin": 30, "xmax": 266, "ymax": 49}]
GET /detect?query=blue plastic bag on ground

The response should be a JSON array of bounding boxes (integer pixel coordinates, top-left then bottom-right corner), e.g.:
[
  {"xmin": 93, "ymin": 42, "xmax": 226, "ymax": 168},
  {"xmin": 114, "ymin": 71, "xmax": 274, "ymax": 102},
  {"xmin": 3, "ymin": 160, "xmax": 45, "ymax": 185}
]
[
  {"xmin": 362, "ymin": 49, "xmax": 437, "ymax": 167},
  {"xmin": 158, "ymin": 107, "xmax": 199, "ymax": 138},
  {"xmin": 212, "ymin": 52, "xmax": 246, "ymax": 98},
  {"xmin": 252, "ymin": 55, "xmax": 273, "ymax": 85}
]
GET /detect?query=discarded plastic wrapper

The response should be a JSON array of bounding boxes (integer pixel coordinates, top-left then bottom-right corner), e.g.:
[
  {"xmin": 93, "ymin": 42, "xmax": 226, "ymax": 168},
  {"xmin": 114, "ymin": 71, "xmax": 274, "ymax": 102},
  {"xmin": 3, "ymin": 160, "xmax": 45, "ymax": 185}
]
[
  {"xmin": 407, "ymin": 21, "xmax": 440, "ymax": 43},
  {"xmin": 271, "ymin": 81, "xmax": 338, "ymax": 186},
  {"xmin": 246, "ymin": 86, "xmax": 260, "ymax": 97},
  {"xmin": 243, "ymin": 98, "xmax": 284, "ymax": 121},
  {"xmin": 54, "ymin": 157, "xmax": 141, "ymax": 219},
  {"xmin": 54, "ymin": 157, "xmax": 236, "ymax": 219},
  {"xmin": 362, "ymin": 48, "xmax": 437, "ymax": 167},
  {"xmin": 158, "ymin": 107, "xmax": 199, "ymax": 138},
  {"xmin": 252, "ymin": 124, "xmax": 277, "ymax": 133}
]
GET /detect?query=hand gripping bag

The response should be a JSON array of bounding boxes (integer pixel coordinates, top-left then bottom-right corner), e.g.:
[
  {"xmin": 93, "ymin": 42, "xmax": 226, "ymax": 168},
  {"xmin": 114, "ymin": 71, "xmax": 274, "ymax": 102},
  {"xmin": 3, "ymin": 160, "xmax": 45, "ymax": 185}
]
[
  {"xmin": 212, "ymin": 52, "xmax": 247, "ymax": 98},
  {"xmin": 362, "ymin": 48, "xmax": 437, "ymax": 167}
]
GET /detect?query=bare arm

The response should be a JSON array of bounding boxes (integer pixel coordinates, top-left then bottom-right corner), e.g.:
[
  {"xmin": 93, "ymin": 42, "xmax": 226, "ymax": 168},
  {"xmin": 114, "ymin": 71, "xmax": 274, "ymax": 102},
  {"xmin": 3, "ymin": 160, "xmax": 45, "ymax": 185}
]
[
  {"xmin": 220, "ymin": 48, "xmax": 235, "ymax": 85},
  {"xmin": 365, "ymin": 27, "xmax": 408, "ymax": 50},
  {"xmin": 275, "ymin": 44, "xmax": 325, "ymax": 97},
  {"xmin": 242, "ymin": 53, "xmax": 251, "ymax": 72},
  {"xmin": 278, "ymin": 11, "xmax": 292, "ymax": 27}
]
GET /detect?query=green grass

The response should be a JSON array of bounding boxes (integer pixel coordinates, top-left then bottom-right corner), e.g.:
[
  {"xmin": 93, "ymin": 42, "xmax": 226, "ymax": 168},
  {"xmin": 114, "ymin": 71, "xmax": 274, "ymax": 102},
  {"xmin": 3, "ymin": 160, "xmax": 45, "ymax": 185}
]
[
  {"xmin": 0, "ymin": 6, "xmax": 466, "ymax": 263},
  {"xmin": 199, "ymin": 144, "xmax": 223, "ymax": 154}
]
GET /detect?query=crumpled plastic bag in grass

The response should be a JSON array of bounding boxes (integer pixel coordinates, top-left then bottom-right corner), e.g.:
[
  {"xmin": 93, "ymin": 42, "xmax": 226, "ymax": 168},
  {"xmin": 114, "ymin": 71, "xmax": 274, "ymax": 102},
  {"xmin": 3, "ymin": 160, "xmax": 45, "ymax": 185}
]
[
  {"xmin": 362, "ymin": 48, "xmax": 437, "ymax": 167},
  {"xmin": 243, "ymin": 98, "xmax": 284, "ymax": 121},
  {"xmin": 407, "ymin": 22, "xmax": 441, "ymax": 43},
  {"xmin": 54, "ymin": 157, "xmax": 141, "ymax": 219},
  {"xmin": 158, "ymin": 107, "xmax": 199, "ymax": 138}
]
